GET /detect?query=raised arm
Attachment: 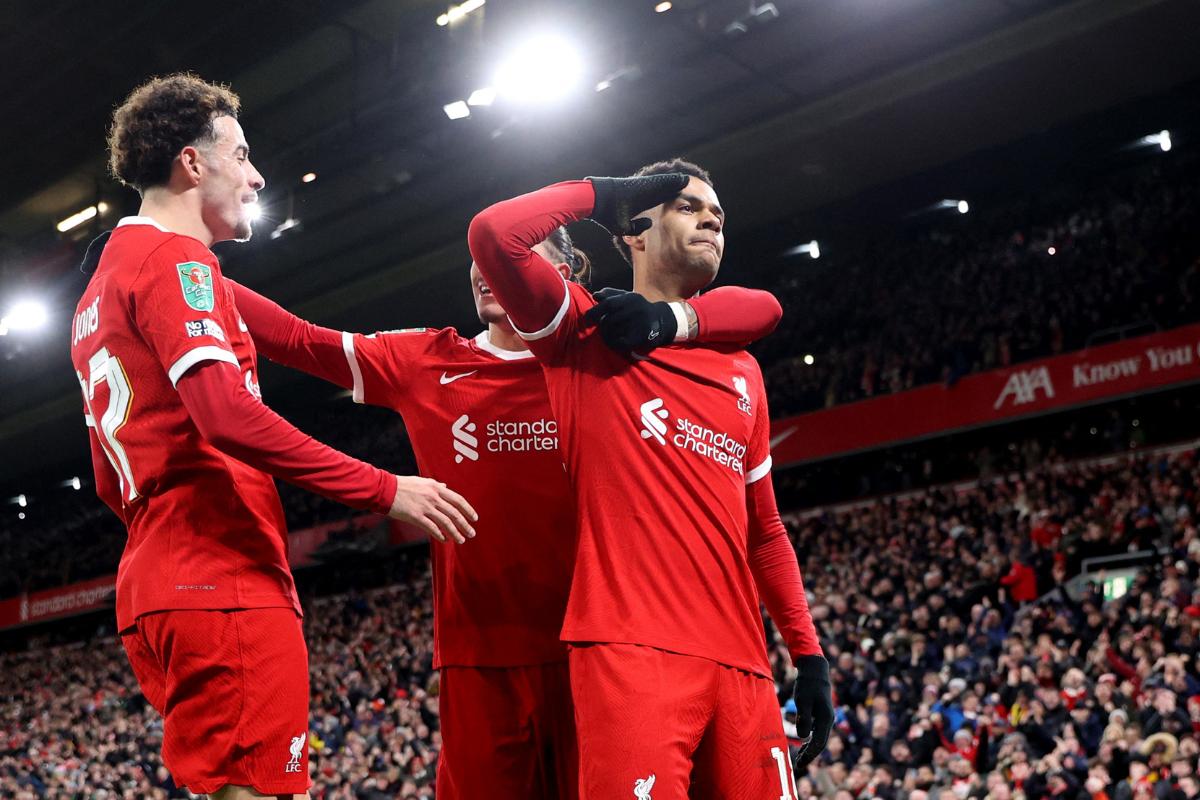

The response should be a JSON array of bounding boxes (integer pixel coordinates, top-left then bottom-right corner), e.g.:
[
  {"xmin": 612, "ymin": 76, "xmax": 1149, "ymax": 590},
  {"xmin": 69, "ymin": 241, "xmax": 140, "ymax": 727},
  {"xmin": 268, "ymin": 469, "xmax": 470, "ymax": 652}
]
[
  {"xmin": 230, "ymin": 280, "xmax": 353, "ymax": 389},
  {"xmin": 467, "ymin": 181, "xmax": 596, "ymax": 334},
  {"xmin": 468, "ymin": 175, "xmax": 689, "ymax": 336}
]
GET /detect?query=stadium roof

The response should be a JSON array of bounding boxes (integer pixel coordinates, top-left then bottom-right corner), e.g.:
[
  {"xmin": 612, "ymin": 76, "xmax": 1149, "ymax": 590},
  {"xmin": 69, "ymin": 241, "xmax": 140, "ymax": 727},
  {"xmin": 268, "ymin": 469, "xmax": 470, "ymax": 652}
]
[{"xmin": 3, "ymin": 0, "xmax": 1200, "ymax": 485}]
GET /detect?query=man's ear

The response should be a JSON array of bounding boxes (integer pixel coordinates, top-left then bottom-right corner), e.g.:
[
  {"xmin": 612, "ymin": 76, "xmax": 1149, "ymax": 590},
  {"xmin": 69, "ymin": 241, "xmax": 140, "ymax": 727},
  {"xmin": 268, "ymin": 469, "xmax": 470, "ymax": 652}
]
[
  {"xmin": 178, "ymin": 145, "xmax": 203, "ymax": 187},
  {"xmin": 623, "ymin": 231, "xmax": 647, "ymax": 257},
  {"xmin": 553, "ymin": 261, "xmax": 571, "ymax": 280}
]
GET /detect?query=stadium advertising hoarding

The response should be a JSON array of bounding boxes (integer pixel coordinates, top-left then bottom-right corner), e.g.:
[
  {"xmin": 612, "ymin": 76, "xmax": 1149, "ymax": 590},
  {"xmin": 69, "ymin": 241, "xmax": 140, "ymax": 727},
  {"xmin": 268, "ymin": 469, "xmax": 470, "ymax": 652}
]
[
  {"xmin": 769, "ymin": 322, "xmax": 1200, "ymax": 467},
  {"xmin": 0, "ymin": 574, "xmax": 117, "ymax": 630},
  {"xmin": 0, "ymin": 517, "xmax": 406, "ymax": 631}
]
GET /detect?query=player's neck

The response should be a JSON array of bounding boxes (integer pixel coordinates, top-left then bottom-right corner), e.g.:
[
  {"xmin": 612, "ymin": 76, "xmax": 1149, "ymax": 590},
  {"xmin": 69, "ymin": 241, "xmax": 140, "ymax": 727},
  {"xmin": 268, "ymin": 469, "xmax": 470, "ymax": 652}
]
[
  {"xmin": 138, "ymin": 189, "xmax": 216, "ymax": 247},
  {"xmin": 632, "ymin": 265, "xmax": 701, "ymax": 303},
  {"xmin": 486, "ymin": 322, "xmax": 527, "ymax": 352}
]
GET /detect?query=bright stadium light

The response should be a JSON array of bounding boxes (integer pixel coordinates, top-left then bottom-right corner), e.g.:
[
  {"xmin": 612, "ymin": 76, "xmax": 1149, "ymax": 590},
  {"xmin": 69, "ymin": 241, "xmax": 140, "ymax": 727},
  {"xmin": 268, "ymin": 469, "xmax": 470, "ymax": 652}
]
[
  {"xmin": 803, "ymin": 354, "xmax": 815, "ymax": 365},
  {"xmin": 63, "ymin": 477, "xmax": 82, "ymax": 490},
  {"xmin": 301, "ymin": 172, "xmax": 317, "ymax": 184},
  {"xmin": 783, "ymin": 239, "xmax": 820, "ymax": 259},
  {"xmin": 57, "ymin": 201, "xmax": 110, "ymax": 233},
  {"xmin": 957, "ymin": 200, "xmax": 970, "ymax": 214},
  {"xmin": 16, "ymin": 495, "xmax": 27, "ymax": 508},
  {"xmin": 245, "ymin": 202, "xmax": 263, "ymax": 221},
  {"xmin": 1138, "ymin": 129, "xmax": 1172, "ymax": 152},
  {"xmin": 1048, "ymin": 246, "xmax": 1057, "ymax": 255},
  {"xmin": 0, "ymin": 299, "xmax": 49, "ymax": 335},
  {"xmin": 467, "ymin": 87, "xmax": 496, "ymax": 107},
  {"xmin": 444, "ymin": 100, "xmax": 471, "ymax": 120},
  {"xmin": 494, "ymin": 35, "xmax": 584, "ymax": 104},
  {"xmin": 656, "ymin": 1, "xmax": 673, "ymax": 11},
  {"xmin": 436, "ymin": 0, "xmax": 485, "ymax": 27}
]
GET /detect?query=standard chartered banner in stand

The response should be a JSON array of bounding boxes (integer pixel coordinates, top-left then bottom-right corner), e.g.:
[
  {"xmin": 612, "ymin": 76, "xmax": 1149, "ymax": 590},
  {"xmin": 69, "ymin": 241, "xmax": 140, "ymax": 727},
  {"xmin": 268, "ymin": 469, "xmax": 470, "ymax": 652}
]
[{"xmin": 769, "ymin": 322, "xmax": 1200, "ymax": 467}]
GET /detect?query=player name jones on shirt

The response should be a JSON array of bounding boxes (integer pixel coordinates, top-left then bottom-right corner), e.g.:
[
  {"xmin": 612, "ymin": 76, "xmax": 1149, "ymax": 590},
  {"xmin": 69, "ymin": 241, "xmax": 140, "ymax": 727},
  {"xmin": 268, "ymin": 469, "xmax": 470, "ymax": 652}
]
[
  {"xmin": 72, "ymin": 297, "xmax": 100, "ymax": 346},
  {"xmin": 452, "ymin": 416, "xmax": 558, "ymax": 463}
]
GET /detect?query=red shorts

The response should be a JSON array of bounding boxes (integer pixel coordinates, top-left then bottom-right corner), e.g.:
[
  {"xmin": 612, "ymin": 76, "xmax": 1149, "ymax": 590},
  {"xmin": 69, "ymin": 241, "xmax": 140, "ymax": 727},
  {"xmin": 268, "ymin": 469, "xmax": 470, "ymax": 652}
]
[
  {"xmin": 437, "ymin": 661, "xmax": 577, "ymax": 800},
  {"xmin": 121, "ymin": 608, "xmax": 311, "ymax": 796},
  {"xmin": 569, "ymin": 643, "xmax": 797, "ymax": 799}
]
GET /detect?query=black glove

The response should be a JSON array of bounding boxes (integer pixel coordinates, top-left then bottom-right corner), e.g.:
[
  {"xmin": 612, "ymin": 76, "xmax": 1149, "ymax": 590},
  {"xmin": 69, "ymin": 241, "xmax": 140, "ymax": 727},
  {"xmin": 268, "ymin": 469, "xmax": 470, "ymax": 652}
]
[
  {"xmin": 582, "ymin": 288, "xmax": 679, "ymax": 352},
  {"xmin": 586, "ymin": 173, "xmax": 689, "ymax": 236},
  {"xmin": 792, "ymin": 654, "xmax": 834, "ymax": 773}
]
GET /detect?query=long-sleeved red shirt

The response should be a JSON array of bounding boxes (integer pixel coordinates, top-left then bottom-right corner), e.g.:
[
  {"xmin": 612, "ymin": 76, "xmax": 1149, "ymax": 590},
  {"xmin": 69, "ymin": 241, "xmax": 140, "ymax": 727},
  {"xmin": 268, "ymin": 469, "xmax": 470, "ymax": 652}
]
[{"xmin": 468, "ymin": 179, "xmax": 821, "ymax": 669}]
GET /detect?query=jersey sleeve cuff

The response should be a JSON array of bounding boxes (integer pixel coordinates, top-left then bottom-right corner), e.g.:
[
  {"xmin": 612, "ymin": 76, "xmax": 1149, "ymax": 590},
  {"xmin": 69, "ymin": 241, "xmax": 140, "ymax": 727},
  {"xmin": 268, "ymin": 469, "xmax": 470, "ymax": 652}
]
[
  {"xmin": 745, "ymin": 455, "xmax": 772, "ymax": 485},
  {"xmin": 512, "ymin": 276, "xmax": 571, "ymax": 342},
  {"xmin": 342, "ymin": 331, "xmax": 365, "ymax": 404},
  {"xmin": 670, "ymin": 301, "xmax": 691, "ymax": 342},
  {"xmin": 168, "ymin": 346, "xmax": 240, "ymax": 387}
]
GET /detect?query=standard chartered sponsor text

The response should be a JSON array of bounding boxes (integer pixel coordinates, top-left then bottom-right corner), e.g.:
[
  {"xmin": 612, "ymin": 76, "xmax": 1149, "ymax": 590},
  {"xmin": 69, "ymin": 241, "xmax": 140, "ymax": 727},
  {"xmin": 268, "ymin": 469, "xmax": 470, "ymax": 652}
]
[
  {"xmin": 29, "ymin": 584, "xmax": 114, "ymax": 618},
  {"xmin": 673, "ymin": 416, "xmax": 746, "ymax": 474},
  {"xmin": 486, "ymin": 418, "xmax": 559, "ymax": 453}
]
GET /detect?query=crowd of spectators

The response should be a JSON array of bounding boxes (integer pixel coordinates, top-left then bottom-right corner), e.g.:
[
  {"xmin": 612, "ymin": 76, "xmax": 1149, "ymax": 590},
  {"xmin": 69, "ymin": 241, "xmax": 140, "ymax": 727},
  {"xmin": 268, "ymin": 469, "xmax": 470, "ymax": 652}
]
[
  {"xmin": 756, "ymin": 154, "xmax": 1200, "ymax": 416},
  {"xmin": 5, "ymin": 440, "xmax": 1200, "ymax": 798},
  {"xmin": 771, "ymin": 446, "xmax": 1200, "ymax": 800}
]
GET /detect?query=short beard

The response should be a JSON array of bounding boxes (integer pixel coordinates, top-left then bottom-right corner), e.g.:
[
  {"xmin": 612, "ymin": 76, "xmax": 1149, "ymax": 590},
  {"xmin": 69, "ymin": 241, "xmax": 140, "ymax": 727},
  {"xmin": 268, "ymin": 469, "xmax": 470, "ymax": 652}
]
[{"xmin": 232, "ymin": 219, "xmax": 254, "ymax": 242}]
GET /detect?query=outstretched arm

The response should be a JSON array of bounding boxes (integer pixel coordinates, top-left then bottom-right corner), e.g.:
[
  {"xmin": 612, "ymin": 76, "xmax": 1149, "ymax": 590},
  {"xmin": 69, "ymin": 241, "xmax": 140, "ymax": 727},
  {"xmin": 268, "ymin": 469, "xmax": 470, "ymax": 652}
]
[
  {"xmin": 231, "ymin": 281, "xmax": 352, "ymax": 389},
  {"xmin": 176, "ymin": 361, "xmax": 476, "ymax": 542},
  {"xmin": 690, "ymin": 287, "xmax": 782, "ymax": 344},
  {"xmin": 585, "ymin": 286, "xmax": 783, "ymax": 351}
]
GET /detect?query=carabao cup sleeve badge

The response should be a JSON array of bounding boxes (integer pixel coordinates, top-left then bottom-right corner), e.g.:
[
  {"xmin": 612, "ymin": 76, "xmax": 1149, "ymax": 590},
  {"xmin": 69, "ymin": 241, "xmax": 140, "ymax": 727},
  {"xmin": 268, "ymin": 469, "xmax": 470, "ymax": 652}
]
[{"xmin": 177, "ymin": 262, "xmax": 215, "ymax": 311}]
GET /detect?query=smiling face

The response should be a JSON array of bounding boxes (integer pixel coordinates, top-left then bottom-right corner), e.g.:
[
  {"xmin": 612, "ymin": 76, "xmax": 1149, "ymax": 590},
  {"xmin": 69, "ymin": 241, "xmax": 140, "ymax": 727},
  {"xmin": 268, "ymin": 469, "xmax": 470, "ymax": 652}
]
[
  {"xmin": 625, "ymin": 175, "xmax": 725, "ymax": 292},
  {"xmin": 470, "ymin": 241, "xmax": 565, "ymax": 327},
  {"xmin": 195, "ymin": 115, "xmax": 264, "ymax": 243}
]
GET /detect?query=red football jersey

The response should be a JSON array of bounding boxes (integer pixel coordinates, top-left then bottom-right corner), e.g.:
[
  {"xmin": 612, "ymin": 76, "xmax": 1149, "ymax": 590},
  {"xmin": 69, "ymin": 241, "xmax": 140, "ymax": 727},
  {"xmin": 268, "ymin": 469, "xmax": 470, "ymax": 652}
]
[
  {"xmin": 69, "ymin": 218, "xmax": 299, "ymax": 631},
  {"xmin": 344, "ymin": 327, "xmax": 574, "ymax": 667},
  {"xmin": 520, "ymin": 281, "xmax": 776, "ymax": 678}
]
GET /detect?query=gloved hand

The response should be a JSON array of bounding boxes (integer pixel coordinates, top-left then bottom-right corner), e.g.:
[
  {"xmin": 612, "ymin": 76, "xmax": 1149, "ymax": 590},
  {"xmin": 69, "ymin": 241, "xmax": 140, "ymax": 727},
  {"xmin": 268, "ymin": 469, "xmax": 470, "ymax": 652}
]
[
  {"xmin": 586, "ymin": 173, "xmax": 689, "ymax": 236},
  {"xmin": 792, "ymin": 654, "xmax": 834, "ymax": 773},
  {"xmin": 582, "ymin": 288, "xmax": 680, "ymax": 352}
]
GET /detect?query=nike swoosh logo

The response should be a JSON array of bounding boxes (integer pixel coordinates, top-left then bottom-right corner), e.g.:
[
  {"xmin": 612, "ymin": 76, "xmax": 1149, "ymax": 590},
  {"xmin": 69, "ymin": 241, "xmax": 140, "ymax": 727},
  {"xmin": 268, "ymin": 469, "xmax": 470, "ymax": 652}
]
[
  {"xmin": 769, "ymin": 425, "xmax": 799, "ymax": 450},
  {"xmin": 440, "ymin": 370, "xmax": 478, "ymax": 385}
]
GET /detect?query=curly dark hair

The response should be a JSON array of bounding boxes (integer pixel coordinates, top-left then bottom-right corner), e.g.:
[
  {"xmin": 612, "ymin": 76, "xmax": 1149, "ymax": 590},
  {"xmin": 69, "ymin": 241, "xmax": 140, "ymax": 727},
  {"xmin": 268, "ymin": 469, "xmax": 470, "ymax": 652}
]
[
  {"xmin": 107, "ymin": 73, "xmax": 241, "ymax": 192},
  {"xmin": 614, "ymin": 157, "xmax": 714, "ymax": 265}
]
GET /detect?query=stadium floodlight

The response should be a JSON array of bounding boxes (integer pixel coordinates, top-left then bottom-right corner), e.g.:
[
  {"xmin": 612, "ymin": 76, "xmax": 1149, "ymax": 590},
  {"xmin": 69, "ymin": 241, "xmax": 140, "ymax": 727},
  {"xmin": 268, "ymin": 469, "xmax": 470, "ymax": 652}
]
[
  {"xmin": 56, "ymin": 201, "xmax": 109, "ymax": 233},
  {"xmin": 245, "ymin": 202, "xmax": 263, "ymax": 221},
  {"xmin": 1048, "ymin": 246, "xmax": 1057, "ymax": 255},
  {"xmin": 957, "ymin": 200, "xmax": 969, "ymax": 214},
  {"xmin": 436, "ymin": 0, "xmax": 485, "ymax": 27},
  {"xmin": 594, "ymin": 65, "xmax": 642, "ymax": 94},
  {"xmin": 16, "ymin": 495, "xmax": 27, "ymax": 508},
  {"xmin": 301, "ymin": 172, "xmax": 317, "ymax": 184},
  {"xmin": 783, "ymin": 239, "xmax": 820, "ymax": 259},
  {"xmin": 0, "ymin": 299, "xmax": 49, "ymax": 336},
  {"xmin": 444, "ymin": 100, "xmax": 471, "ymax": 120},
  {"xmin": 62, "ymin": 477, "xmax": 82, "ymax": 490},
  {"xmin": 725, "ymin": 2, "xmax": 780, "ymax": 35},
  {"xmin": 271, "ymin": 217, "xmax": 302, "ymax": 240},
  {"xmin": 803, "ymin": 354, "xmax": 815, "ymax": 365},
  {"xmin": 17, "ymin": 512, "xmax": 24, "ymax": 520},
  {"xmin": 656, "ymin": 1, "xmax": 673, "ymax": 11},
  {"xmin": 494, "ymin": 35, "xmax": 584, "ymax": 104},
  {"xmin": 467, "ymin": 87, "xmax": 496, "ymax": 107},
  {"xmin": 1138, "ymin": 129, "xmax": 1172, "ymax": 152}
]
